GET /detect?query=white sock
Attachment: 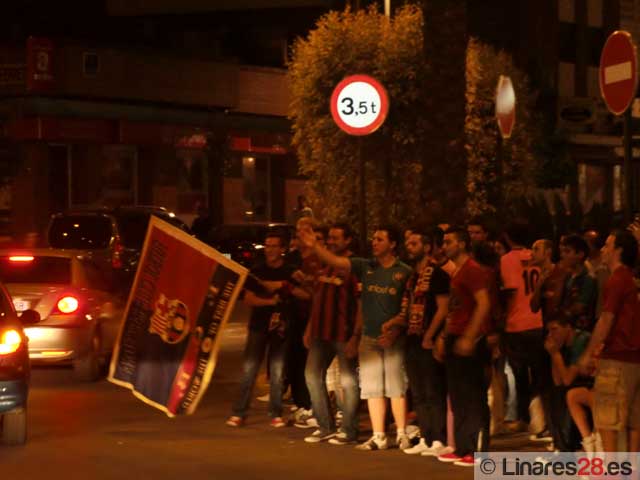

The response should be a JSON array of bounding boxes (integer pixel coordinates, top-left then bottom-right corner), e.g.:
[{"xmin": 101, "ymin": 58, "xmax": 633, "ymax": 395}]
[
  {"xmin": 373, "ymin": 432, "xmax": 386, "ymax": 441},
  {"xmin": 396, "ymin": 428, "xmax": 406, "ymax": 437}
]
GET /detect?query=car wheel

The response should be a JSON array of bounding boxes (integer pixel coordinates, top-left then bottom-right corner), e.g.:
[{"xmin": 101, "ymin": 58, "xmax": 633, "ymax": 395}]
[
  {"xmin": 1, "ymin": 408, "xmax": 27, "ymax": 445},
  {"xmin": 73, "ymin": 331, "xmax": 101, "ymax": 382}
]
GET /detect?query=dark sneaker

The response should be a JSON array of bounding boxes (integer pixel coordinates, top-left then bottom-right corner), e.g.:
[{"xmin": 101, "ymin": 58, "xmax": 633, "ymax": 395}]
[
  {"xmin": 304, "ymin": 429, "xmax": 336, "ymax": 443},
  {"xmin": 328, "ymin": 432, "xmax": 358, "ymax": 446}
]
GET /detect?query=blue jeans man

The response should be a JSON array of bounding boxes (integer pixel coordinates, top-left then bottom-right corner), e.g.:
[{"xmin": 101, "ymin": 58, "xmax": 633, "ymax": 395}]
[
  {"xmin": 232, "ymin": 329, "xmax": 288, "ymax": 419},
  {"xmin": 305, "ymin": 338, "xmax": 360, "ymax": 441}
]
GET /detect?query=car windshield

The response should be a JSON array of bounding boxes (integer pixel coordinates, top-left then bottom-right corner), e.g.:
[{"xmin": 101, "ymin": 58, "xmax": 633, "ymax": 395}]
[
  {"xmin": 48, "ymin": 215, "xmax": 112, "ymax": 250},
  {"xmin": 0, "ymin": 256, "xmax": 71, "ymax": 284}
]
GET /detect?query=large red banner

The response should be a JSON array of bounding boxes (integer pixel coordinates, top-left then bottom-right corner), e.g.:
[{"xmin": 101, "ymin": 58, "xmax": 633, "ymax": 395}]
[{"xmin": 108, "ymin": 217, "xmax": 247, "ymax": 417}]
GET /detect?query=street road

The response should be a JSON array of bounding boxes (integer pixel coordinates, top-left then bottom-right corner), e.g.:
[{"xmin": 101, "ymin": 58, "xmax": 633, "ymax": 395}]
[{"xmin": 1, "ymin": 304, "xmax": 531, "ymax": 479}]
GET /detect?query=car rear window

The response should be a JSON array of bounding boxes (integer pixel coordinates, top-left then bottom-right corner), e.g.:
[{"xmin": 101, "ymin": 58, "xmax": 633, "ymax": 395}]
[
  {"xmin": 115, "ymin": 213, "xmax": 190, "ymax": 249},
  {"xmin": 48, "ymin": 215, "xmax": 112, "ymax": 250},
  {"xmin": 0, "ymin": 257, "xmax": 71, "ymax": 284}
]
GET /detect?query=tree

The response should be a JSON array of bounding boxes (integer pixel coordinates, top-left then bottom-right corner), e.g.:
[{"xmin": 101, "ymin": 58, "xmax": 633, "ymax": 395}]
[
  {"xmin": 465, "ymin": 37, "xmax": 543, "ymax": 217},
  {"xmin": 288, "ymin": 6, "xmax": 426, "ymax": 230}
]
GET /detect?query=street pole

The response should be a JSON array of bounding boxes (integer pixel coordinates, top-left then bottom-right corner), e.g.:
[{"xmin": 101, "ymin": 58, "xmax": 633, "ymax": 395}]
[
  {"xmin": 624, "ymin": 107, "xmax": 633, "ymax": 223},
  {"xmin": 358, "ymin": 137, "xmax": 367, "ymax": 256}
]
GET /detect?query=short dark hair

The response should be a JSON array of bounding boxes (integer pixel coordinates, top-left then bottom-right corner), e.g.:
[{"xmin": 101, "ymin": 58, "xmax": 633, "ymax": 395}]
[
  {"xmin": 408, "ymin": 224, "xmax": 432, "ymax": 247},
  {"xmin": 612, "ymin": 230, "xmax": 639, "ymax": 267},
  {"xmin": 505, "ymin": 221, "xmax": 530, "ymax": 247},
  {"xmin": 265, "ymin": 230, "xmax": 286, "ymax": 247},
  {"xmin": 330, "ymin": 222, "xmax": 354, "ymax": 240},
  {"xmin": 374, "ymin": 224, "xmax": 401, "ymax": 249},
  {"xmin": 445, "ymin": 226, "xmax": 471, "ymax": 251},
  {"xmin": 560, "ymin": 234, "xmax": 590, "ymax": 260},
  {"xmin": 473, "ymin": 241, "xmax": 499, "ymax": 268},
  {"xmin": 431, "ymin": 227, "xmax": 445, "ymax": 248}
]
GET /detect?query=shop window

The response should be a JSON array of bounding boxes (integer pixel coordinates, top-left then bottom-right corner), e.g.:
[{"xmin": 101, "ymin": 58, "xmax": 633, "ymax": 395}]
[
  {"xmin": 242, "ymin": 156, "xmax": 270, "ymax": 222},
  {"xmin": 71, "ymin": 145, "xmax": 137, "ymax": 207},
  {"xmin": 578, "ymin": 163, "xmax": 607, "ymax": 213}
]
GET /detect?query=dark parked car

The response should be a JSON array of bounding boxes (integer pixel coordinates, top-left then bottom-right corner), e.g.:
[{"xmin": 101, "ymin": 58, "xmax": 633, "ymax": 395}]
[
  {"xmin": 207, "ymin": 223, "xmax": 294, "ymax": 267},
  {"xmin": 47, "ymin": 206, "xmax": 191, "ymax": 293},
  {"xmin": 0, "ymin": 284, "xmax": 39, "ymax": 445}
]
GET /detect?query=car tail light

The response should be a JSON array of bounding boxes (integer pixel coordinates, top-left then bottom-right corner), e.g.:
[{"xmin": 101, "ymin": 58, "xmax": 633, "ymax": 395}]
[
  {"xmin": 55, "ymin": 296, "xmax": 79, "ymax": 314},
  {"xmin": 9, "ymin": 256, "xmax": 34, "ymax": 262},
  {"xmin": 242, "ymin": 251, "xmax": 252, "ymax": 260},
  {"xmin": 0, "ymin": 329, "xmax": 22, "ymax": 355},
  {"xmin": 112, "ymin": 235, "xmax": 123, "ymax": 269}
]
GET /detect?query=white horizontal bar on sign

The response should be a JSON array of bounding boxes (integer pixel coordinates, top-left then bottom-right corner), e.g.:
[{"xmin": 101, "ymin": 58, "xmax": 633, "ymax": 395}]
[{"xmin": 604, "ymin": 61, "xmax": 633, "ymax": 84}]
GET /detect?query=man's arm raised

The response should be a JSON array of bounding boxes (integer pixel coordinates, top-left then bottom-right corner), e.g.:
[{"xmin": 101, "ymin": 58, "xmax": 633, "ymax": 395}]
[{"xmin": 297, "ymin": 224, "xmax": 351, "ymax": 272}]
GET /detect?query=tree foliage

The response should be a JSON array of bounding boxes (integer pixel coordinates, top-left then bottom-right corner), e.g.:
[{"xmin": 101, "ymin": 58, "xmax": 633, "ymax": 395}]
[
  {"xmin": 465, "ymin": 38, "xmax": 543, "ymax": 217},
  {"xmin": 289, "ymin": 6, "xmax": 546, "ymax": 228},
  {"xmin": 288, "ymin": 6, "xmax": 426, "ymax": 228}
]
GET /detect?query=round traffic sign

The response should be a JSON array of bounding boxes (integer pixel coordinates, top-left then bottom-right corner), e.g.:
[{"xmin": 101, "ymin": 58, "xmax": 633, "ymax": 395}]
[
  {"xmin": 330, "ymin": 75, "xmax": 389, "ymax": 136},
  {"xmin": 496, "ymin": 75, "xmax": 516, "ymax": 139},
  {"xmin": 599, "ymin": 30, "xmax": 638, "ymax": 115}
]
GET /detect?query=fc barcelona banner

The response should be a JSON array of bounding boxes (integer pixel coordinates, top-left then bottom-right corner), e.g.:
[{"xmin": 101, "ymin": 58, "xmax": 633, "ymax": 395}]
[{"xmin": 108, "ymin": 216, "xmax": 247, "ymax": 417}]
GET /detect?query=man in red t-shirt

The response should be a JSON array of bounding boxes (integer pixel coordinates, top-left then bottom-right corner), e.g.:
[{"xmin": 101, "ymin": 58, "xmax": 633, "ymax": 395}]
[
  {"xmin": 579, "ymin": 230, "xmax": 640, "ymax": 452},
  {"xmin": 434, "ymin": 227, "xmax": 491, "ymax": 467}
]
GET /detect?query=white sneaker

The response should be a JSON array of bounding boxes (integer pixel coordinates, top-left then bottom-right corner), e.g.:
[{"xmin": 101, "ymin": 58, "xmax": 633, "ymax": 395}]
[
  {"xmin": 582, "ymin": 433, "xmax": 596, "ymax": 454},
  {"xmin": 421, "ymin": 441, "xmax": 450, "ymax": 457},
  {"xmin": 355, "ymin": 435, "xmax": 388, "ymax": 451},
  {"xmin": 594, "ymin": 431, "xmax": 603, "ymax": 452},
  {"xmin": 256, "ymin": 393, "xmax": 269, "ymax": 402},
  {"xmin": 404, "ymin": 438, "xmax": 429, "ymax": 455},
  {"xmin": 328, "ymin": 431, "xmax": 358, "ymax": 445},
  {"xmin": 304, "ymin": 429, "xmax": 336, "ymax": 443}
]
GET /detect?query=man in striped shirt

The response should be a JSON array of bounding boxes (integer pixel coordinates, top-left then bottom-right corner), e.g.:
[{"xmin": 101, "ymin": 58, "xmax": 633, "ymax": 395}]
[{"xmin": 303, "ymin": 223, "xmax": 361, "ymax": 445}]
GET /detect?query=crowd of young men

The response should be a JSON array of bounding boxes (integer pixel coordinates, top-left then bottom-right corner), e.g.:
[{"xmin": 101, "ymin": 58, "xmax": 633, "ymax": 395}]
[{"xmin": 226, "ymin": 217, "xmax": 640, "ymax": 467}]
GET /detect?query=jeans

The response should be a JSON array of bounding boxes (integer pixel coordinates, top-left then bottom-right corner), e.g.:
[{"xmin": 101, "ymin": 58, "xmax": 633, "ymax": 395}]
[
  {"xmin": 504, "ymin": 329, "xmax": 552, "ymax": 429},
  {"xmin": 305, "ymin": 338, "xmax": 360, "ymax": 439},
  {"xmin": 405, "ymin": 335, "xmax": 447, "ymax": 444},
  {"xmin": 232, "ymin": 329, "xmax": 287, "ymax": 419},
  {"xmin": 446, "ymin": 335, "xmax": 490, "ymax": 456}
]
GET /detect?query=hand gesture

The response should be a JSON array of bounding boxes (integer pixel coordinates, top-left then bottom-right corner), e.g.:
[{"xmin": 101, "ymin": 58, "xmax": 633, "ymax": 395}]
[
  {"xmin": 297, "ymin": 224, "xmax": 316, "ymax": 249},
  {"xmin": 544, "ymin": 335, "xmax": 559, "ymax": 354},
  {"xmin": 421, "ymin": 334, "xmax": 434, "ymax": 350}
]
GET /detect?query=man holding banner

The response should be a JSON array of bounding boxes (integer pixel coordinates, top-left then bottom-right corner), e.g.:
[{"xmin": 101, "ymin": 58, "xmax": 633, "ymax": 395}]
[
  {"xmin": 226, "ymin": 230, "xmax": 309, "ymax": 428},
  {"xmin": 109, "ymin": 217, "xmax": 248, "ymax": 417}
]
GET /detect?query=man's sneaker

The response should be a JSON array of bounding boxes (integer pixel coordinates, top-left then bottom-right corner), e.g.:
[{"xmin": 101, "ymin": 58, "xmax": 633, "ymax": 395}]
[
  {"xmin": 294, "ymin": 409, "xmax": 318, "ymax": 429},
  {"xmin": 304, "ymin": 429, "xmax": 336, "ymax": 443},
  {"xmin": 355, "ymin": 435, "xmax": 388, "ymax": 451},
  {"xmin": 421, "ymin": 441, "xmax": 451, "ymax": 457},
  {"xmin": 269, "ymin": 417, "xmax": 286, "ymax": 428},
  {"xmin": 256, "ymin": 393, "xmax": 269, "ymax": 402},
  {"xmin": 454, "ymin": 455, "xmax": 477, "ymax": 467},
  {"xmin": 438, "ymin": 452, "xmax": 463, "ymax": 463},
  {"xmin": 406, "ymin": 425, "xmax": 420, "ymax": 439},
  {"xmin": 529, "ymin": 429, "xmax": 553, "ymax": 443},
  {"xmin": 396, "ymin": 434, "xmax": 411, "ymax": 450},
  {"xmin": 404, "ymin": 438, "xmax": 429, "ymax": 455},
  {"xmin": 328, "ymin": 432, "xmax": 358, "ymax": 446},
  {"xmin": 225, "ymin": 416, "xmax": 244, "ymax": 427}
]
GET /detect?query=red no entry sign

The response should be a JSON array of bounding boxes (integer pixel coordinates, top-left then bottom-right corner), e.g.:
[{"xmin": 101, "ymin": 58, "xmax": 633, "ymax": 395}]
[
  {"xmin": 496, "ymin": 75, "xmax": 516, "ymax": 139},
  {"xmin": 600, "ymin": 31, "xmax": 638, "ymax": 115},
  {"xmin": 330, "ymin": 75, "xmax": 389, "ymax": 136}
]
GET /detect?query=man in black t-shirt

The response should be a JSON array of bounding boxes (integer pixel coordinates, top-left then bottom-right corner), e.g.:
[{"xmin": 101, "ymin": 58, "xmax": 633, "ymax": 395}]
[
  {"xmin": 385, "ymin": 228, "xmax": 451, "ymax": 456},
  {"xmin": 226, "ymin": 232, "xmax": 303, "ymax": 428}
]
